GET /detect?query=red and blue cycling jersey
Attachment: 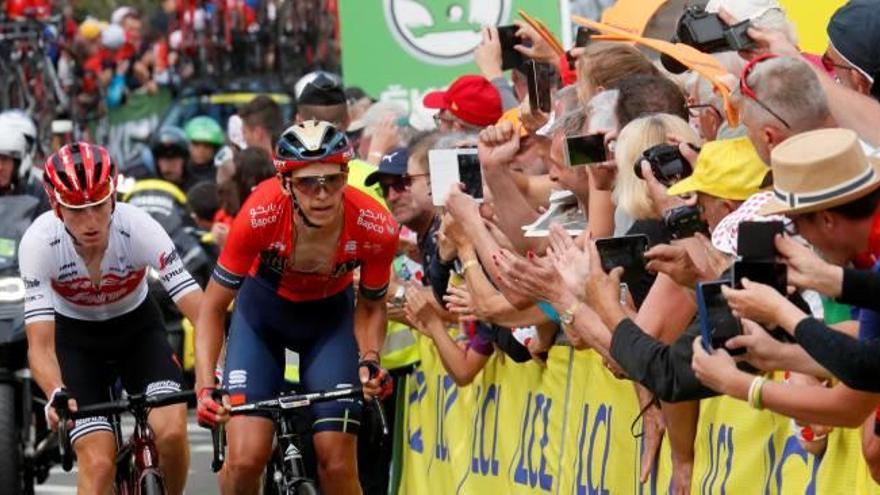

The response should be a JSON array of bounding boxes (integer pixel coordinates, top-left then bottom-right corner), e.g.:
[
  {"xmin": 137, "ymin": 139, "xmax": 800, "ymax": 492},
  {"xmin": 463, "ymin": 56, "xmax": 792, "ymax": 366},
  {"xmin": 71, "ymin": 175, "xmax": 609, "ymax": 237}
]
[{"xmin": 213, "ymin": 178, "xmax": 399, "ymax": 301}]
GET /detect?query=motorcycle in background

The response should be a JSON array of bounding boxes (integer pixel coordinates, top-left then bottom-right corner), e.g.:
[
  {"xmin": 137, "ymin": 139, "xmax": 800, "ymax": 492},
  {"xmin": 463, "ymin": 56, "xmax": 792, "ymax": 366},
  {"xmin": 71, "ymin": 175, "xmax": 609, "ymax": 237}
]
[{"xmin": 0, "ymin": 195, "xmax": 56, "ymax": 494}]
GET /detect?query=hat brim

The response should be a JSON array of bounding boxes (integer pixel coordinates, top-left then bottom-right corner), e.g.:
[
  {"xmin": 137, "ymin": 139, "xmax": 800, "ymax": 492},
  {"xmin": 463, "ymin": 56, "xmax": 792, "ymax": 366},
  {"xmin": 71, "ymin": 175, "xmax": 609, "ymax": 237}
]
[
  {"xmin": 422, "ymin": 91, "xmax": 448, "ymax": 110},
  {"xmin": 758, "ymin": 158, "xmax": 880, "ymax": 216},
  {"xmin": 364, "ymin": 171, "xmax": 403, "ymax": 187},
  {"xmin": 666, "ymin": 176, "xmax": 701, "ymax": 197}
]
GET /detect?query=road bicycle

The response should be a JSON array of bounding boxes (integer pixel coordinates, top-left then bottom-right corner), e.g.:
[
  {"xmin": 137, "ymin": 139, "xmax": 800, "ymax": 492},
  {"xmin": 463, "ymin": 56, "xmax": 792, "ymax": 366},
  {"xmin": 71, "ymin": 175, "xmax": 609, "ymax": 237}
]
[
  {"xmin": 211, "ymin": 386, "xmax": 387, "ymax": 495},
  {"xmin": 55, "ymin": 389, "xmax": 194, "ymax": 495}
]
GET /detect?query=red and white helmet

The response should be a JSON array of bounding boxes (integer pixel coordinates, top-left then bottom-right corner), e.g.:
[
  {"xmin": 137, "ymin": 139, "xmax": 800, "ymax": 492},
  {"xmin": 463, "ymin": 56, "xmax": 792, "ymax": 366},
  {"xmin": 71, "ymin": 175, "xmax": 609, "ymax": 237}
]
[{"xmin": 43, "ymin": 142, "xmax": 117, "ymax": 213}]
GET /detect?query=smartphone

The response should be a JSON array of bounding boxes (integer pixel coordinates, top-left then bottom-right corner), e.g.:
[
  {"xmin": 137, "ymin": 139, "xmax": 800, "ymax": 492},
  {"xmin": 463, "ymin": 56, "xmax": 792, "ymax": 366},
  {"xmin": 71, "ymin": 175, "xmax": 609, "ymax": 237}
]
[
  {"xmin": 737, "ymin": 221, "xmax": 784, "ymax": 260},
  {"xmin": 574, "ymin": 26, "xmax": 592, "ymax": 48},
  {"xmin": 457, "ymin": 151, "xmax": 484, "ymax": 201},
  {"xmin": 564, "ymin": 133, "xmax": 606, "ymax": 167},
  {"xmin": 525, "ymin": 60, "xmax": 552, "ymax": 114},
  {"xmin": 732, "ymin": 260, "xmax": 787, "ymax": 293},
  {"xmin": 428, "ymin": 148, "xmax": 483, "ymax": 206},
  {"xmin": 595, "ymin": 235, "xmax": 650, "ymax": 273},
  {"xmin": 697, "ymin": 280, "xmax": 744, "ymax": 354},
  {"xmin": 497, "ymin": 25, "xmax": 524, "ymax": 71}
]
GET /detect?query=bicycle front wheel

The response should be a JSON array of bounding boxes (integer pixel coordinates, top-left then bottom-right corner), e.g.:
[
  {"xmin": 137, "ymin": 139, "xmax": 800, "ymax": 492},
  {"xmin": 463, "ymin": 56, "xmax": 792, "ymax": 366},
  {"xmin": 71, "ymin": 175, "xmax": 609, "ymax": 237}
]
[
  {"xmin": 139, "ymin": 472, "xmax": 165, "ymax": 495},
  {"xmin": 294, "ymin": 480, "xmax": 319, "ymax": 495}
]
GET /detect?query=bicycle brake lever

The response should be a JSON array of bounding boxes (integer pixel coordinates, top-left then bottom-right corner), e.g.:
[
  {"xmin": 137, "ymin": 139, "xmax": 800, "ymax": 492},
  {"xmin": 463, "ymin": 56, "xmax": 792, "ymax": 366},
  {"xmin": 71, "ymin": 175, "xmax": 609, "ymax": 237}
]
[
  {"xmin": 370, "ymin": 398, "xmax": 389, "ymax": 437},
  {"xmin": 211, "ymin": 423, "xmax": 225, "ymax": 473}
]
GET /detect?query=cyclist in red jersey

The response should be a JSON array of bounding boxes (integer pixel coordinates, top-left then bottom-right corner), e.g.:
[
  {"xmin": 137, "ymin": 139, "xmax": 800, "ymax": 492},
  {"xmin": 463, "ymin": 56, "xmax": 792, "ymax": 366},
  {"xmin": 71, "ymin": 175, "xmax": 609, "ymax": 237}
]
[{"xmin": 195, "ymin": 120, "xmax": 398, "ymax": 494}]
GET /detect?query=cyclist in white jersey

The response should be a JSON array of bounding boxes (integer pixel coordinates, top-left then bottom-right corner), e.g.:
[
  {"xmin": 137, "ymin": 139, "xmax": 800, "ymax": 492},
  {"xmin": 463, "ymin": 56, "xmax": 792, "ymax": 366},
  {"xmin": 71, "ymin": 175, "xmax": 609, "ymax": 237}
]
[{"xmin": 19, "ymin": 143, "xmax": 202, "ymax": 495}]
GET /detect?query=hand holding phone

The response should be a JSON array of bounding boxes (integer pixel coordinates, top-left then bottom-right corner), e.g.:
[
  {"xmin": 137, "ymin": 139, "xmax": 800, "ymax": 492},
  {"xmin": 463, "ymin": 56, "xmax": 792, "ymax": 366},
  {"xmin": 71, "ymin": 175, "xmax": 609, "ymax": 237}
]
[
  {"xmin": 497, "ymin": 25, "xmax": 524, "ymax": 71},
  {"xmin": 595, "ymin": 235, "xmax": 649, "ymax": 289},
  {"xmin": 428, "ymin": 149, "xmax": 483, "ymax": 206},
  {"xmin": 697, "ymin": 280, "xmax": 744, "ymax": 354}
]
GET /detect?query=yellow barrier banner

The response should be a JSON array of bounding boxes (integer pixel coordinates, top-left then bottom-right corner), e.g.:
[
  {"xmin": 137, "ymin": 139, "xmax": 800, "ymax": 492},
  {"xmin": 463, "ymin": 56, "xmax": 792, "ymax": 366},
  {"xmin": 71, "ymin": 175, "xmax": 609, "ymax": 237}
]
[{"xmin": 400, "ymin": 335, "xmax": 880, "ymax": 494}]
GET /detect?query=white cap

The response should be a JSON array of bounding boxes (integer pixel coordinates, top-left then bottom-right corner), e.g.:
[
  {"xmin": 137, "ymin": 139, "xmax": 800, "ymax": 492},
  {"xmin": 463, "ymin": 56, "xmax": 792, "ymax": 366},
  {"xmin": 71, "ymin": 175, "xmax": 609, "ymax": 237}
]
[
  {"xmin": 348, "ymin": 101, "xmax": 408, "ymax": 134},
  {"xmin": 101, "ymin": 24, "xmax": 126, "ymax": 50},
  {"xmin": 705, "ymin": 0, "xmax": 782, "ymax": 21},
  {"xmin": 111, "ymin": 6, "xmax": 135, "ymax": 26},
  {"xmin": 227, "ymin": 114, "xmax": 247, "ymax": 150}
]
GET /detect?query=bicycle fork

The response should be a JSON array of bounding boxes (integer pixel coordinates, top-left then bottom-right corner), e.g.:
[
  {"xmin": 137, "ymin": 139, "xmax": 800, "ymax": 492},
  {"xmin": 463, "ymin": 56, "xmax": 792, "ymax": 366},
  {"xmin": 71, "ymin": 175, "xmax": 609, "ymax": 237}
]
[{"xmin": 274, "ymin": 416, "xmax": 307, "ymax": 488}]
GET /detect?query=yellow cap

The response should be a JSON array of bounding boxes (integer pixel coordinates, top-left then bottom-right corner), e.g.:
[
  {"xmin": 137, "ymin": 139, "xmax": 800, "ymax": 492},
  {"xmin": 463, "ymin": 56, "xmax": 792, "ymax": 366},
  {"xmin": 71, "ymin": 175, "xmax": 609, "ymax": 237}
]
[
  {"xmin": 78, "ymin": 19, "xmax": 105, "ymax": 41},
  {"xmin": 667, "ymin": 137, "xmax": 768, "ymax": 201},
  {"xmin": 497, "ymin": 107, "xmax": 529, "ymax": 137}
]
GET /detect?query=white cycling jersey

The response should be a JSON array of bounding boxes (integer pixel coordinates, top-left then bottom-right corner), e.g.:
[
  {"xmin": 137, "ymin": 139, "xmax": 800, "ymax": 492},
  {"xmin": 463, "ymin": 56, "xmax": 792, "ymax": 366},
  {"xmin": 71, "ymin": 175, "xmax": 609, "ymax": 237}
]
[{"xmin": 19, "ymin": 203, "xmax": 199, "ymax": 324}]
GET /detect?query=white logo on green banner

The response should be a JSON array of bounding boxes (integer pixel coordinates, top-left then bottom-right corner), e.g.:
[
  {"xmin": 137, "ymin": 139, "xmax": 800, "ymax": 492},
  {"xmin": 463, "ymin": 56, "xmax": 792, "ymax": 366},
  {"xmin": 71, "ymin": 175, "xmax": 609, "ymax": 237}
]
[{"xmin": 383, "ymin": 0, "xmax": 511, "ymax": 65}]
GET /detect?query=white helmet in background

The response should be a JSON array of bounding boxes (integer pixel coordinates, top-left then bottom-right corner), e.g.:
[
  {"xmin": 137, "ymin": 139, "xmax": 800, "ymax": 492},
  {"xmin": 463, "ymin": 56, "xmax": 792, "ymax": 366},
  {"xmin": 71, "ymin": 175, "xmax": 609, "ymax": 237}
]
[
  {"xmin": 293, "ymin": 71, "xmax": 343, "ymax": 100},
  {"xmin": 0, "ymin": 124, "xmax": 28, "ymax": 188},
  {"xmin": 0, "ymin": 110, "xmax": 38, "ymax": 180},
  {"xmin": 101, "ymin": 24, "xmax": 126, "ymax": 50}
]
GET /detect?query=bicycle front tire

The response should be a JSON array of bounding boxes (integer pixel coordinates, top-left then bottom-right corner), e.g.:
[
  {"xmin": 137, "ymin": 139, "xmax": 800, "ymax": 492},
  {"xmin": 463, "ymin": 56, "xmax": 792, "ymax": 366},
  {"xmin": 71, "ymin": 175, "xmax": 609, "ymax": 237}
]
[{"xmin": 139, "ymin": 471, "xmax": 165, "ymax": 495}]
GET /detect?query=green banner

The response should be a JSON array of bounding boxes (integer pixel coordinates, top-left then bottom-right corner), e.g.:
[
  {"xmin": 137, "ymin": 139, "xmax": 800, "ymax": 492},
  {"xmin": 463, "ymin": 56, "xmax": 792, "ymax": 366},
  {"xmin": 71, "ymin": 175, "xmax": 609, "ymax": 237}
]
[{"xmin": 338, "ymin": 0, "xmax": 563, "ymax": 114}]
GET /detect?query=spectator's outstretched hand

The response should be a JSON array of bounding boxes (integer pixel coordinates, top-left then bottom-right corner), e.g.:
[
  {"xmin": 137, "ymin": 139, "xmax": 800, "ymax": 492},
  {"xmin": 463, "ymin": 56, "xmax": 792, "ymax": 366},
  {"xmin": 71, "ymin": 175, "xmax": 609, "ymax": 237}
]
[
  {"xmin": 722, "ymin": 278, "xmax": 793, "ymax": 327},
  {"xmin": 512, "ymin": 20, "xmax": 558, "ymax": 65},
  {"xmin": 583, "ymin": 241, "xmax": 626, "ymax": 328},
  {"xmin": 547, "ymin": 223, "xmax": 591, "ymax": 299},
  {"xmin": 691, "ymin": 337, "xmax": 738, "ymax": 394},
  {"xmin": 776, "ymin": 235, "xmax": 842, "ymax": 297},
  {"xmin": 473, "ymin": 27, "xmax": 503, "ymax": 80},
  {"xmin": 443, "ymin": 285, "xmax": 477, "ymax": 319},
  {"xmin": 492, "ymin": 249, "xmax": 566, "ymax": 304},
  {"xmin": 478, "ymin": 120, "xmax": 520, "ymax": 169},
  {"xmin": 404, "ymin": 285, "xmax": 439, "ymax": 336},
  {"xmin": 726, "ymin": 319, "xmax": 792, "ymax": 371},
  {"xmin": 445, "ymin": 184, "xmax": 481, "ymax": 225}
]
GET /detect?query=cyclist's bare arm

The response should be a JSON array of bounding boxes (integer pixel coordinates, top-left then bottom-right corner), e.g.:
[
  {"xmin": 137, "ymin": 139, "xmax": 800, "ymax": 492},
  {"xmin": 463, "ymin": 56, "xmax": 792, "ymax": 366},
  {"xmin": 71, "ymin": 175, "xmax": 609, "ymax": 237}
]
[
  {"xmin": 353, "ymin": 295, "xmax": 387, "ymax": 361},
  {"xmin": 174, "ymin": 289, "xmax": 203, "ymax": 328},
  {"xmin": 195, "ymin": 280, "xmax": 236, "ymax": 391},
  {"xmin": 25, "ymin": 321, "xmax": 64, "ymax": 398}
]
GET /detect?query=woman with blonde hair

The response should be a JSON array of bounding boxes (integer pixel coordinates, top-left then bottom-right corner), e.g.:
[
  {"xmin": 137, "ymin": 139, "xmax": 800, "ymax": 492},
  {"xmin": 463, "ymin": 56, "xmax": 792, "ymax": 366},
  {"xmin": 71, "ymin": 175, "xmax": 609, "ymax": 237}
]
[{"xmin": 613, "ymin": 113, "xmax": 700, "ymax": 226}]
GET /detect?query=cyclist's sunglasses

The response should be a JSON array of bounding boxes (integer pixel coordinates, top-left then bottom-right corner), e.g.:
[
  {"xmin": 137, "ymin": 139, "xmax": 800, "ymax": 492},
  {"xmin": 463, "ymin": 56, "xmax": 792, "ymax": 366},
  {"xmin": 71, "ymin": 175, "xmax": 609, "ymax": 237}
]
[
  {"xmin": 739, "ymin": 54, "xmax": 791, "ymax": 129},
  {"xmin": 289, "ymin": 173, "xmax": 347, "ymax": 196},
  {"xmin": 378, "ymin": 174, "xmax": 427, "ymax": 196}
]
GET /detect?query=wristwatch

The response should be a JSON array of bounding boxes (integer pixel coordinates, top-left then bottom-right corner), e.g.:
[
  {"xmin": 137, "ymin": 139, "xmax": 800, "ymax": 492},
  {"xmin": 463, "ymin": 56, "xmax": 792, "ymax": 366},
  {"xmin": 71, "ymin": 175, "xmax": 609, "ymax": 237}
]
[{"xmin": 560, "ymin": 302, "xmax": 580, "ymax": 327}]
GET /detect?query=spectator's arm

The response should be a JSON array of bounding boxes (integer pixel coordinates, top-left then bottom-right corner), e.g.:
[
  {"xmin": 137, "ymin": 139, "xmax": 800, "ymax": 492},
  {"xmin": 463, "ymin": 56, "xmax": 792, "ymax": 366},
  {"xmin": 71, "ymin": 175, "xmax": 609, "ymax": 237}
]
[
  {"xmin": 841, "ymin": 267, "xmax": 880, "ymax": 311},
  {"xmin": 424, "ymin": 318, "xmax": 491, "ymax": 386},
  {"xmin": 492, "ymin": 76, "xmax": 520, "ymax": 111},
  {"xmin": 634, "ymin": 273, "xmax": 697, "ymax": 341},
  {"xmin": 794, "ymin": 317, "xmax": 880, "ymax": 393}
]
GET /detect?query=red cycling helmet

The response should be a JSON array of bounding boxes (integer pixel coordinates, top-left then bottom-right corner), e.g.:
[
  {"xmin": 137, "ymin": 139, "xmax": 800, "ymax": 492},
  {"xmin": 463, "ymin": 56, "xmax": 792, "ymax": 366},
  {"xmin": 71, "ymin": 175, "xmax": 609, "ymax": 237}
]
[
  {"xmin": 273, "ymin": 120, "xmax": 353, "ymax": 175},
  {"xmin": 43, "ymin": 142, "xmax": 117, "ymax": 212}
]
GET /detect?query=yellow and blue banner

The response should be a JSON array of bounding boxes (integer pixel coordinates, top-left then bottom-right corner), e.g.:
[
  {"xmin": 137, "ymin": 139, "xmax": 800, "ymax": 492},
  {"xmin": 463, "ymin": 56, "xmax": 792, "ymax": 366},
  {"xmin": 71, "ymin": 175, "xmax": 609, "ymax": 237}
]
[{"xmin": 400, "ymin": 336, "xmax": 879, "ymax": 494}]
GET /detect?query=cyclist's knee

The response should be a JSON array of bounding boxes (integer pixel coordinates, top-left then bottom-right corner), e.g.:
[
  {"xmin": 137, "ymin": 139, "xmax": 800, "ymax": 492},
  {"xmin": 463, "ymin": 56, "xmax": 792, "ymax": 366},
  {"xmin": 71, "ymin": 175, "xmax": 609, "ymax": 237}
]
[
  {"xmin": 314, "ymin": 432, "xmax": 357, "ymax": 479},
  {"xmin": 75, "ymin": 435, "xmax": 116, "ymax": 485},
  {"xmin": 152, "ymin": 406, "xmax": 188, "ymax": 448}
]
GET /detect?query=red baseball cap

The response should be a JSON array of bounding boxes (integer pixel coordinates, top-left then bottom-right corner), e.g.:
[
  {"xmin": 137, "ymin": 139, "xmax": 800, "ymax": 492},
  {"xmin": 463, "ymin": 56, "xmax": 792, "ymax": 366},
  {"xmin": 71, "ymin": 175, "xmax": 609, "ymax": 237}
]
[{"xmin": 423, "ymin": 75, "xmax": 503, "ymax": 127}]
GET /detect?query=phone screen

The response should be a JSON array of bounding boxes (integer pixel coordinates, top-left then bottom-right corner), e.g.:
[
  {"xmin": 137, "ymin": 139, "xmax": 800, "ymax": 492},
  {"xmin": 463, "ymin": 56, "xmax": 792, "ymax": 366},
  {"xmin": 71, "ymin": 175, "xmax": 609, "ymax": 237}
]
[
  {"xmin": 698, "ymin": 281, "xmax": 744, "ymax": 354},
  {"xmin": 497, "ymin": 25, "xmax": 524, "ymax": 71},
  {"xmin": 737, "ymin": 221, "xmax": 784, "ymax": 260},
  {"xmin": 525, "ymin": 60, "xmax": 552, "ymax": 114},
  {"xmin": 457, "ymin": 151, "xmax": 483, "ymax": 200},
  {"xmin": 565, "ymin": 133, "xmax": 606, "ymax": 166},
  {"xmin": 732, "ymin": 260, "xmax": 787, "ymax": 293},
  {"xmin": 595, "ymin": 235, "xmax": 649, "ymax": 288}
]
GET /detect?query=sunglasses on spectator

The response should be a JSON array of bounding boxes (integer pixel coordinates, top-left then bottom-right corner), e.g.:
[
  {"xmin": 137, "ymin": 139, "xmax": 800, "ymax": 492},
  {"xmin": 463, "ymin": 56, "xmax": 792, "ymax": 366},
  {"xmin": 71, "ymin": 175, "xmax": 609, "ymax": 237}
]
[
  {"xmin": 686, "ymin": 103, "xmax": 723, "ymax": 121},
  {"xmin": 739, "ymin": 54, "xmax": 792, "ymax": 130},
  {"xmin": 378, "ymin": 174, "xmax": 428, "ymax": 196},
  {"xmin": 289, "ymin": 173, "xmax": 347, "ymax": 196},
  {"xmin": 821, "ymin": 53, "xmax": 855, "ymax": 73}
]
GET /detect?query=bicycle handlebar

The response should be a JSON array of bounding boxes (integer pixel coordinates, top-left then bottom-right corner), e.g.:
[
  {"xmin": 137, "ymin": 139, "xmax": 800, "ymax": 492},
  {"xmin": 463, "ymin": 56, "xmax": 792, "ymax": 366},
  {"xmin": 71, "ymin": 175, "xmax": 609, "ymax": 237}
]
[
  {"xmin": 71, "ymin": 390, "xmax": 194, "ymax": 419},
  {"xmin": 211, "ymin": 386, "xmax": 389, "ymax": 472}
]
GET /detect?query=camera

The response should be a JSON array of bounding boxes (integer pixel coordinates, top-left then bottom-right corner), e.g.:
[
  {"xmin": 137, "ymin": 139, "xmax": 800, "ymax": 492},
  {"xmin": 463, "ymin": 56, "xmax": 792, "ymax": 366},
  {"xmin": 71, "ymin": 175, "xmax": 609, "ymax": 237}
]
[
  {"xmin": 664, "ymin": 205, "xmax": 709, "ymax": 240},
  {"xmin": 634, "ymin": 144, "xmax": 692, "ymax": 187},
  {"xmin": 675, "ymin": 6, "xmax": 755, "ymax": 53}
]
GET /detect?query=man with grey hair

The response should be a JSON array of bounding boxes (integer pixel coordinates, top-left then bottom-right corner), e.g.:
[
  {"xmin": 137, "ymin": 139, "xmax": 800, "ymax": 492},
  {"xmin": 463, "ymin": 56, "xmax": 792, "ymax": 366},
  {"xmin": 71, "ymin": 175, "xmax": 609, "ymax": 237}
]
[{"xmin": 739, "ymin": 55, "xmax": 834, "ymax": 165}]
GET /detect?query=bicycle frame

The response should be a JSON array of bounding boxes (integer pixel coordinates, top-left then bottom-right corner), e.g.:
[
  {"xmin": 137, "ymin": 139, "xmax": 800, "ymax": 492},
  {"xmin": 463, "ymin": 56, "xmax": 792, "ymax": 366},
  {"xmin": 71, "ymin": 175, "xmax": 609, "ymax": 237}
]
[
  {"xmin": 211, "ymin": 386, "xmax": 387, "ymax": 492},
  {"xmin": 56, "ymin": 390, "xmax": 194, "ymax": 494}
]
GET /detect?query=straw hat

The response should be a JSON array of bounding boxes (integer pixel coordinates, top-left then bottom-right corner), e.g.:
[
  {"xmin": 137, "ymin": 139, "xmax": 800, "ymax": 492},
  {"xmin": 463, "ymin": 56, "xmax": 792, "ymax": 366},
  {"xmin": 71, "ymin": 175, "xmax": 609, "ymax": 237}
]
[{"xmin": 759, "ymin": 128, "xmax": 880, "ymax": 216}]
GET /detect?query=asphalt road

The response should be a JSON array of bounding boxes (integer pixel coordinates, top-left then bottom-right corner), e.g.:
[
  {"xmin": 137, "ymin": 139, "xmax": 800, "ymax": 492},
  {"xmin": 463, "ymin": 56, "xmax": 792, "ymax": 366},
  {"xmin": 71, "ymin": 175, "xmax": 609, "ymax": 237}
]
[{"xmin": 35, "ymin": 412, "xmax": 219, "ymax": 494}]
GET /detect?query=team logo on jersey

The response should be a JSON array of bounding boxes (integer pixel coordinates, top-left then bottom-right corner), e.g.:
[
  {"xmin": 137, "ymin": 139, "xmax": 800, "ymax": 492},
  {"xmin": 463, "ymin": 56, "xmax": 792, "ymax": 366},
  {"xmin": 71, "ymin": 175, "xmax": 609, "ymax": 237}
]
[
  {"xmin": 384, "ymin": 0, "xmax": 509, "ymax": 65},
  {"xmin": 250, "ymin": 204, "xmax": 279, "ymax": 229},
  {"xmin": 158, "ymin": 250, "xmax": 180, "ymax": 270},
  {"xmin": 345, "ymin": 240, "xmax": 358, "ymax": 254},
  {"xmin": 23, "ymin": 277, "xmax": 40, "ymax": 289}
]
